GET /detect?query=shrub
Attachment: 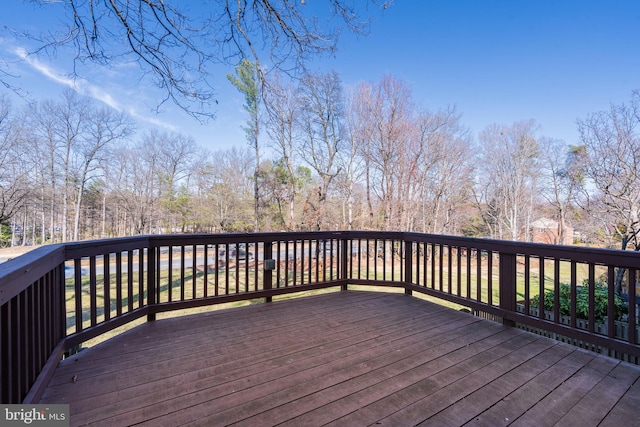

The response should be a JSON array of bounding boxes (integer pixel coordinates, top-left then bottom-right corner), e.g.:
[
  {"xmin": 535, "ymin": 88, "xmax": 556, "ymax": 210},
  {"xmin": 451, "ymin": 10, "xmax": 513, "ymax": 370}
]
[{"xmin": 530, "ymin": 281, "xmax": 628, "ymax": 322}]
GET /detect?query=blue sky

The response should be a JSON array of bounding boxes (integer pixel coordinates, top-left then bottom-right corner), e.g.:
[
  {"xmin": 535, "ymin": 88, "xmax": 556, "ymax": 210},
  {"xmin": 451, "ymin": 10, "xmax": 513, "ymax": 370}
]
[{"xmin": 2, "ymin": 1, "xmax": 639, "ymax": 152}]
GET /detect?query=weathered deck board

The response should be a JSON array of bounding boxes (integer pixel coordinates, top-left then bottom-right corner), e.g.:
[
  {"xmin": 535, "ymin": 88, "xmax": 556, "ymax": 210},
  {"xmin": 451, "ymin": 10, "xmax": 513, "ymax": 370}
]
[{"xmin": 39, "ymin": 291, "xmax": 640, "ymax": 426}]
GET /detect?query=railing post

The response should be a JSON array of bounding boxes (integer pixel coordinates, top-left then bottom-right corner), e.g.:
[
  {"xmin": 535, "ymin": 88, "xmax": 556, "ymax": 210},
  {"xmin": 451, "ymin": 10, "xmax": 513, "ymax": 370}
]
[
  {"xmin": 404, "ymin": 240, "xmax": 413, "ymax": 295},
  {"xmin": 341, "ymin": 238, "xmax": 349, "ymax": 291},
  {"xmin": 499, "ymin": 252, "xmax": 517, "ymax": 326},
  {"xmin": 147, "ymin": 244, "xmax": 156, "ymax": 321},
  {"xmin": 264, "ymin": 241, "xmax": 273, "ymax": 302}
]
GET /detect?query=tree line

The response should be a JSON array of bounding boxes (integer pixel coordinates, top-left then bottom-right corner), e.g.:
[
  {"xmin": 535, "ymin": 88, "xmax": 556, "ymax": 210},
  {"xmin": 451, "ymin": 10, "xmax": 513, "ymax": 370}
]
[{"xmin": 1, "ymin": 78, "xmax": 639, "ymax": 253}]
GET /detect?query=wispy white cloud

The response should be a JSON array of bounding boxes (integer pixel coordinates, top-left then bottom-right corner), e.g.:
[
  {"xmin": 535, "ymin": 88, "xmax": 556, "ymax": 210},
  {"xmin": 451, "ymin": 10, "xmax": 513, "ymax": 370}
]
[{"xmin": 13, "ymin": 46, "xmax": 176, "ymax": 131}]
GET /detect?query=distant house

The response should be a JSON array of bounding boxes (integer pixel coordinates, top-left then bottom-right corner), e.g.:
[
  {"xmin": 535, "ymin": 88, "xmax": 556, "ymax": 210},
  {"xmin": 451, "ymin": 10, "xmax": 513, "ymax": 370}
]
[{"xmin": 530, "ymin": 218, "xmax": 573, "ymax": 245}]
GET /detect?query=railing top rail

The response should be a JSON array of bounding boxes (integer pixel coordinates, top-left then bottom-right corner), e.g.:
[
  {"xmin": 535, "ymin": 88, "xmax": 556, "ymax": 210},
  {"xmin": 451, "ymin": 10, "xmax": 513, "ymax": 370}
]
[
  {"xmin": 0, "ymin": 244, "xmax": 65, "ymax": 305},
  {"xmin": 400, "ymin": 232, "xmax": 640, "ymax": 267},
  {"xmin": 2, "ymin": 229, "xmax": 640, "ymax": 405},
  {"xmin": 2, "ymin": 231, "xmax": 640, "ymax": 307},
  {"xmin": 62, "ymin": 235, "xmax": 152, "ymax": 259},
  {"xmin": 145, "ymin": 231, "xmax": 347, "ymax": 246}
]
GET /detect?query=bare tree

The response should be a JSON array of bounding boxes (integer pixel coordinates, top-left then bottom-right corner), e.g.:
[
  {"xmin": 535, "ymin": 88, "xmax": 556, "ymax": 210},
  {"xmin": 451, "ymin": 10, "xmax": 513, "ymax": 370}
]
[
  {"xmin": 476, "ymin": 120, "xmax": 540, "ymax": 240},
  {"xmin": 207, "ymin": 147, "xmax": 254, "ymax": 231},
  {"xmin": 264, "ymin": 73, "xmax": 301, "ymax": 230},
  {"xmin": 24, "ymin": 90, "xmax": 134, "ymax": 241},
  {"xmin": 348, "ymin": 81, "xmax": 377, "ymax": 226},
  {"xmin": 416, "ymin": 107, "xmax": 473, "ymax": 234},
  {"xmin": 187, "ymin": 148, "xmax": 219, "ymax": 233},
  {"xmin": 147, "ymin": 131, "xmax": 199, "ymax": 232},
  {"xmin": 71, "ymin": 107, "xmax": 134, "ymax": 240},
  {"xmin": 538, "ymin": 137, "xmax": 585, "ymax": 244},
  {"xmin": 106, "ymin": 131, "xmax": 196, "ymax": 234},
  {"xmin": 25, "ymin": 99, "xmax": 63, "ymax": 243},
  {"xmin": 297, "ymin": 71, "xmax": 345, "ymax": 230},
  {"xmin": 578, "ymin": 92, "xmax": 640, "ymax": 293},
  {"xmin": 108, "ymin": 142, "xmax": 158, "ymax": 235},
  {"xmin": 0, "ymin": 96, "xmax": 31, "ymax": 230},
  {"xmin": 362, "ymin": 75, "xmax": 415, "ymax": 230},
  {"xmin": 50, "ymin": 90, "xmax": 89, "ymax": 242},
  {"xmin": 341, "ymin": 85, "xmax": 370, "ymax": 229},
  {"xmin": 14, "ymin": 1, "xmax": 389, "ymax": 118}
]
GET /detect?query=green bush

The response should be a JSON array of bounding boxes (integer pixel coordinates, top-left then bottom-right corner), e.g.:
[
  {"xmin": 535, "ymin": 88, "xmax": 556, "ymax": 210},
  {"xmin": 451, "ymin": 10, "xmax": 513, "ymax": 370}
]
[
  {"xmin": 0, "ymin": 223, "xmax": 11, "ymax": 248},
  {"xmin": 530, "ymin": 281, "xmax": 628, "ymax": 322}
]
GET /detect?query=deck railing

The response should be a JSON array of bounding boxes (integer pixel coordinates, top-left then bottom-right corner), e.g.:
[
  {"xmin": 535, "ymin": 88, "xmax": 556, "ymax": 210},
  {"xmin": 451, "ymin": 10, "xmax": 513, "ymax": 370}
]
[{"xmin": 1, "ymin": 231, "xmax": 639, "ymax": 403}]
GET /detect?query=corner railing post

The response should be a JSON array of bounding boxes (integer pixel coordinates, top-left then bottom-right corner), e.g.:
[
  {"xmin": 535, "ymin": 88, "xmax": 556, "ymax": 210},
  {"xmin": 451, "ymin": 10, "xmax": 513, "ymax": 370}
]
[
  {"xmin": 341, "ymin": 237, "xmax": 349, "ymax": 291},
  {"xmin": 404, "ymin": 239, "xmax": 413, "ymax": 295},
  {"xmin": 499, "ymin": 252, "xmax": 517, "ymax": 326},
  {"xmin": 264, "ymin": 241, "xmax": 273, "ymax": 302},
  {"xmin": 147, "ymin": 243, "xmax": 156, "ymax": 321}
]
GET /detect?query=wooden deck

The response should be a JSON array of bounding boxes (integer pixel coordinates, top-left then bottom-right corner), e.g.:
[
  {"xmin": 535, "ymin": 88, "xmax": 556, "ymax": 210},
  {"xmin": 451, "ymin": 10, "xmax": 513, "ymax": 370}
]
[{"xmin": 39, "ymin": 291, "xmax": 640, "ymax": 426}]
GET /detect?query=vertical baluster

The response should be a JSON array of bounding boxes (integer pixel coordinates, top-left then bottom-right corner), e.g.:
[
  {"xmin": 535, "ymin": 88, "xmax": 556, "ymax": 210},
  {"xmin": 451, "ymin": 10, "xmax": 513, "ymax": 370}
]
[
  {"xmin": 436, "ymin": 244, "xmax": 442, "ymax": 292},
  {"xmin": 383, "ymin": 240, "xmax": 388, "ymax": 280},
  {"xmin": 264, "ymin": 241, "xmax": 273, "ymax": 302},
  {"xmin": 628, "ymin": 269, "xmax": 636, "ymax": 345},
  {"xmin": 74, "ymin": 259, "xmax": 82, "ymax": 333},
  {"xmin": 391, "ymin": 240, "xmax": 395, "ymax": 282},
  {"xmin": 293, "ymin": 240, "xmax": 297, "ymax": 286},
  {"xmin": 524, "ymin": 255, "xmax": 530, "ymax": 316},
  {"xmin": 553, "ymin": 258, "xmax": 560, "ymax": 323},
  {"xmin": 365, "ymin": 239, "xmax": 370, "ymax": 280},
  {"xmin": 180, "ymin": 246, "xmax": 186, "ymax": 301},
  {"xmin": 456, "ymin": 246, "xmax": 462, "ymax": 297},
  {"xmin": 127, "ymin": 250, "xmax": 134, "ymax": 311},
  {"xmin": 25, "ymin": 286, "xmax": 34, "ymax": 395},
  {"xmin": 17, "ymin": 293, "xmax": 26, "ymax": 400},
  {"xmin": 415, "ymin": 242, "xmax": 421, "ymax": 286},
  {"xmin": 1, "ymin": 299, "xmax": 11, "ymax": 402},
  {"xmin": 254, "ymin": 243, "xmax": 259, "ymax": 291},
  {"xmin": 31, "ymin": 281, "xmax": 40, "ymax": 388},
  {"xmin": 116, "ymin": 252, "xmax": 123, "ymax": 316},
  {"xmin": 423, "ymin": 243, "xmax": 428, "ymax": 288},
  {"xmin": 103, "ymin": 254, "xmax": 110, "ymax": 321},
  {"xmin": 476, "ymin": 249, "xmax": 482, "ymax": 303},
  {"xmin": 234, "ymin": 243, "xmax": 240, "ymax": 293},
  {"xmin": 447, "ymin": 245, "xmax": 453, "ymax": 295},
  {"xmin": 215, "ymin": 244, "xmax": 220, "ymax": 296},
  {"xmin": 538, "ymin": 257, "xmax": 545, "ymax": 320},
  {"xmin": 570, "ymin": 261, "xmax": 577, "ymax": 328},
  {"xmin": 466, "ymin": 248, "xmax": 471, "ymax": 299},
  {"xmin": 286, "ymin": 240, "xmax": 292, "ymax": 287},
  {"xmin": 487, "ymin": 251, "xmax": 493, "ymax": 306},
  {"xmin": 588, "ymin": 263, "xmax": 595, "ymax": 333},
  {"xmin": 224, "ymin": 243, "xmax": 230, "ymax": 295},
  {"xmin": 138, "ymin": 248, "xmax": 145, "ymax": 309},
  {"xmin": 167, "ymin": 246, "xmax": 173, "ymax": 302},
  {"xmin": 317, "ymin": 239, "xmax": 322, "ymax": 282},
  {"xmin": 147, "ymin": 245, "xmax": 157, "ymax": 322},
  {"xmin": 192, "ymin": 245, "xmax": 198, "ymax": 298},
  {"xmin": 431, "ymin": 243, "xmax": 436, "ymax": 289},
  {"xmin": 607, "ymin": 266, "xmax": 615, "ymax": 338},
  {"xmin": 275, "ymin": 241, "xmax": 280, "ymax": 288},
  {"xmin": 89, "ymin": 256, "xmax": 97, "ymax": 326},
  {"xmin": 203, "ymin": 245, "xmax": 209, "ymax": 298}
]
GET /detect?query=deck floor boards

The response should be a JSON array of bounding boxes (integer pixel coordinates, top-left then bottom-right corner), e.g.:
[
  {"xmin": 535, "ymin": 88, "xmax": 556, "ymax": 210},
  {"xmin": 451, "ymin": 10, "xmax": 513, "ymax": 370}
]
[{"xmin": 39, "ymin": 291, "xmax": 640, "ymax": 426}]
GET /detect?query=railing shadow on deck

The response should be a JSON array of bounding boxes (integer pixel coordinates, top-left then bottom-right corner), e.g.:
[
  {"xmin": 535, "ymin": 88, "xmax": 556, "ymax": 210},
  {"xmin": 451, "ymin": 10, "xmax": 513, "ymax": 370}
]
[{"xmin": 1, "ymin": 231, "xmax": 639, "ymax": 404}]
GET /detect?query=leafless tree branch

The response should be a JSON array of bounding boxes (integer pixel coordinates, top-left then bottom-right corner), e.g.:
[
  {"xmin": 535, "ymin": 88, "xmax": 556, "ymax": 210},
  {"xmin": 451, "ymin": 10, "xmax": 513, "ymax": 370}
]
[{"xmin": 8, "ymin": 0, "xmax": 390, "ymax": 120}]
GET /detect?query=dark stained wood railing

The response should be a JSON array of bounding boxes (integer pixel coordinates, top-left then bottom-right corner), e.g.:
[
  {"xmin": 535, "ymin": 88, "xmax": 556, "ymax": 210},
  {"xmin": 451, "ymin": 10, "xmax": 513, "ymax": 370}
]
[{"xmin": 1, "ymin": 231, "xmax": 639, "ymax": 404}]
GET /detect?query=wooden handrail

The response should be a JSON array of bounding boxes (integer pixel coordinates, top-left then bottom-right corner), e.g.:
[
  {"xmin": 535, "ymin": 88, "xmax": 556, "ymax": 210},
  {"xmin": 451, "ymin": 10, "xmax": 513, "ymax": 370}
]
[{"xmin": 1, "ymin": 231, "xmax": 640, "ymax": 403}]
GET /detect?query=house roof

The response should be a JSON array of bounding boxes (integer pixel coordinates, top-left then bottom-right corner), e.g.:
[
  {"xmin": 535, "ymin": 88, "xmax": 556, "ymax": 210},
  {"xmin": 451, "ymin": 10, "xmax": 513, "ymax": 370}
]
[{"xmin": 531, "ymin": 218, "xmax": 559, "ymax": 229}]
